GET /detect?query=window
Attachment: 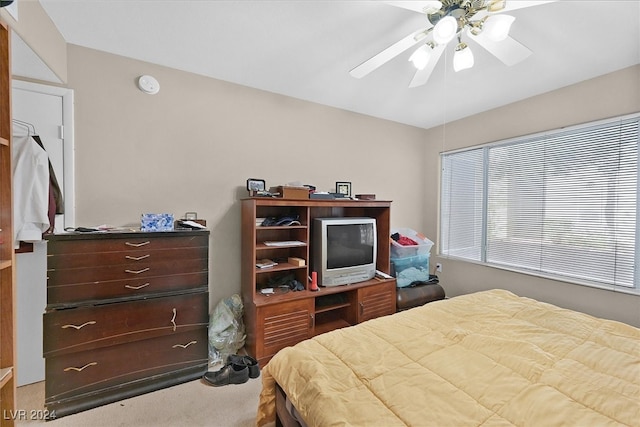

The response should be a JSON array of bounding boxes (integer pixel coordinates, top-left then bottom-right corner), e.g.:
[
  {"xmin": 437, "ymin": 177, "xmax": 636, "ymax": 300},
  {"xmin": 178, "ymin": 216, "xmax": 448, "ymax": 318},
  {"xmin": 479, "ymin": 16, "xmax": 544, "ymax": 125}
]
[{"xmin": 440, "ymin": 114, "xmax": 639, "ymax": 292}]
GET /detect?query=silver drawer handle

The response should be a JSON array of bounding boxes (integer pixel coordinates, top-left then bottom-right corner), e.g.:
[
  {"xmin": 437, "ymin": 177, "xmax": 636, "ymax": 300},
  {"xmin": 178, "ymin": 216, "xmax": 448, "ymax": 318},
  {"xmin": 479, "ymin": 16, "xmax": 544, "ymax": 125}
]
[
  {"xmin": 171, "ymin": 308, "xmax": 177, "ymax": 331},
  {"xmin": 172, "ymin": 340, "xmax": 197, "ymax": 349},
  {"xmin": 125, "ymin": 283, "xmax": 150, "ymax": 290},
  {"xmin": 64, "ymin": 362, "xmax": 97, "ymax": 372},
  {"xmin": 125, "ymin": 268, "xmax": 150, "ymax": 274},
  {"xmin": 125, "ymin": 254, "xmax": 150, "ymax": 261},
  {"xmin": 125, "ymin": 241, "xmax": 150, "ymax": 247},
  {"xmin": 61, "ymin": 321, "xmax": 96, "ymax": 330}
]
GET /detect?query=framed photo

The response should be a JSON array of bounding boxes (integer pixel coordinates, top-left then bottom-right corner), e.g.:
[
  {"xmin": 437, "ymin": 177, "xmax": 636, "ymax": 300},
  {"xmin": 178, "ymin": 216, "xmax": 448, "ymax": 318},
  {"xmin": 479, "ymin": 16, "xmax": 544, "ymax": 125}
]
[
  {"xmin": 247, "ymin": 178, "xmax": 266, "ymax": 192},
  {"xmin": 336, "ymin": 181, "xmax": 352, "ymax": 197}
]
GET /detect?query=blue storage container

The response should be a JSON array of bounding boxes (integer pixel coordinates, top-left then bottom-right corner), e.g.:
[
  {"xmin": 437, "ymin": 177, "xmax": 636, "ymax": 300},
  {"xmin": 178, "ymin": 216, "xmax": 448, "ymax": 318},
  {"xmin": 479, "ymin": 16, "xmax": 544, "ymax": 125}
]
[{"xmin": 391, "ymin": 253, "xmax": 430, "ymax": 288}]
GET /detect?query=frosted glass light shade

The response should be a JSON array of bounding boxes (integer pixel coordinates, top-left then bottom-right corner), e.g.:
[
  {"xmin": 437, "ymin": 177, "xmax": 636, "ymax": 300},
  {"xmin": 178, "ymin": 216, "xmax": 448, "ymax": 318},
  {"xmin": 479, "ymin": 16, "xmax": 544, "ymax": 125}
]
[
  {"xmin": 453, "ymin": 43, "xmax": 474, "ymax": 72},
  {"xmin": 433, "ymin": 16, "xmax": 458, "ymax": 45},
  {"xmin": 409, "ymin": 45, "xmax": 432, "ymax": 70},
  {"xmin": 423, "ymin": 1, "xmax": 443, "ymax": 14},
  {"xmin": 483, "ymin": 14, "xmax": 515, "ymax": 41}
]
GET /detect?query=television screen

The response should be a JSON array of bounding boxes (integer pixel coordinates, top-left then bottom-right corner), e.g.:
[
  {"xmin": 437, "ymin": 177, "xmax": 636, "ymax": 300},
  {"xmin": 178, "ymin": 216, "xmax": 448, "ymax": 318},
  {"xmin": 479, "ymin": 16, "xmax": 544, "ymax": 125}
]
[{"xmin": 326, "ymin": 223, "xmax": 375, "ymax": 269}]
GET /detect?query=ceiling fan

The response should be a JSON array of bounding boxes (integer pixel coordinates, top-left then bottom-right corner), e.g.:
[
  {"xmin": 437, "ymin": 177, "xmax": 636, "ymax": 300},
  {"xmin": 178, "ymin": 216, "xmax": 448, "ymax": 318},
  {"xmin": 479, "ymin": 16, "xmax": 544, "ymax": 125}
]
[{"xmin": 350, "ymin": 0, "xmax": 557, "ymax": 88}]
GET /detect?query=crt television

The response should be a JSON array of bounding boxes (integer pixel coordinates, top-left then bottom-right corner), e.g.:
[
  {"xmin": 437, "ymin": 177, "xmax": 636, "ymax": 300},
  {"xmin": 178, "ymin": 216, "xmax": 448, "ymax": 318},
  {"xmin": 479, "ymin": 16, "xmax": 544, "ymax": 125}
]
[{"xmin": 312, "ymin": 217, "xmax": 377, "ymax": 287}]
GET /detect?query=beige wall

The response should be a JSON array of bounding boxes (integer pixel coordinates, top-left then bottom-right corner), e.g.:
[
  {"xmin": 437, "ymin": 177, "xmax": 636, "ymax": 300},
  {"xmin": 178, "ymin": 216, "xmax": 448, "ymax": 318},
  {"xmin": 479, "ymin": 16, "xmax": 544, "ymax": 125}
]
[
  {"xmin": 0, "ymin": 1, "xmax": 67, "ymax": 82},
  {"xmin": 66, "ymin": 44, "xmax": 427, "ymax": 308},
  {"xmin": 423, "ymin": 65, "xmax": 640, "ymax": 327},
  {"xmin": 9, "ymin": 1, "xmax": 640, "ymax": 325}
]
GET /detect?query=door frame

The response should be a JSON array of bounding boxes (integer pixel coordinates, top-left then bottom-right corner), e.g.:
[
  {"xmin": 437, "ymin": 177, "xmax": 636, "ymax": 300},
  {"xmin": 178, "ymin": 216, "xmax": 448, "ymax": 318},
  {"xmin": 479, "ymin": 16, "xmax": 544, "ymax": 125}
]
[{"xmin": 12, "ymin": 79, "xmax": 75, "ymax": 228}]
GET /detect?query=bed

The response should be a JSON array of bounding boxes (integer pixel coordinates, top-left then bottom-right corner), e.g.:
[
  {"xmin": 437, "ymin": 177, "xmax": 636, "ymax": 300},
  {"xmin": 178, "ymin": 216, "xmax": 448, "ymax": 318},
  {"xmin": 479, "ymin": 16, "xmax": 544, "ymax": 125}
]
[{"xmin": 256, "ymin": 289, "xmax": 640, "ymax": 427}]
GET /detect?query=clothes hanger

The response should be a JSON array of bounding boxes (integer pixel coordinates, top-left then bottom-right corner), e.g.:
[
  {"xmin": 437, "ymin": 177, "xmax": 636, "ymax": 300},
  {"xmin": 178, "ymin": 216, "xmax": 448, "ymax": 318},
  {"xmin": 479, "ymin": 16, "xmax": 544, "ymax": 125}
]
[
  {"xmin": 12, "ymin": 118, "xmax": 36, "ymax": 136},
  {"xmin": 12, "ymin": 120, "xmax": 31, "ymax": 138}
]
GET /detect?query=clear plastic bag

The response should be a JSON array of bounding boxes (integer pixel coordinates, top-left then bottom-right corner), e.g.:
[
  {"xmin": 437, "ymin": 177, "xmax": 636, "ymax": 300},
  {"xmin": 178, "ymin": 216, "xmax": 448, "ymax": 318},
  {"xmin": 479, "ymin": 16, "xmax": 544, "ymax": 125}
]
[{"xmin": 208, "ymin": 294, "xmax": 246, "ymax": 367}]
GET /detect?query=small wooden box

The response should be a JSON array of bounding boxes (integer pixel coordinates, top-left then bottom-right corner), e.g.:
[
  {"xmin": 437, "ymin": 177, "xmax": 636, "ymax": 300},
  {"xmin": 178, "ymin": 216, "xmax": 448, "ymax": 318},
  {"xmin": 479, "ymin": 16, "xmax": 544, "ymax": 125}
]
[
  {"xmin": 288, "ymin": 257, "xmax": 306, "ymax": 266},
  {"xmin": 270, "ymin": 186, "xmax": 309, "ymax": 200}
]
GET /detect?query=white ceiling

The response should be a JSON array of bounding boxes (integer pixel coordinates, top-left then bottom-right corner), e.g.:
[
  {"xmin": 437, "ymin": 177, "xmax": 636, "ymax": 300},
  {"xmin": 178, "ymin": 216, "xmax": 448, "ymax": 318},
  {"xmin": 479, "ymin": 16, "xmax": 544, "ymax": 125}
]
[{"xmin": 18, "ymin": 1, "xmax": 640, "ymax": 129}]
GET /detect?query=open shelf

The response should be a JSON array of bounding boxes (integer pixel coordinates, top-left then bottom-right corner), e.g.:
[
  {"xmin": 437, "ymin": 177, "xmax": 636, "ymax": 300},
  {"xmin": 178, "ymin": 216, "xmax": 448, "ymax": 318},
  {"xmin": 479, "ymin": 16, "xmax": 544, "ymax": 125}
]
[
  {"xmin": 255, "ymin": 262, "xmax": 306, "ymax": 274},
  {"xmin": 314, "ymin": 318, "xmax": 351, "ymax": 336},
  {"xmin": 0, "ymin": 368, "xmax": 12, "ymax": 389},
  {"xmin": 1, "ymin": 19, "xmax": 16, "ymax": 426},
  {"xmin": 315, "ymin": 301, "xmax": 350, "ymax": 314},
  {"xmin": 257, "ymin": 225, "xmax": 307, "ymax": 231},
  {"xmin": 256, "ymin": 242, "xmax": 307, "ymax": 250}
]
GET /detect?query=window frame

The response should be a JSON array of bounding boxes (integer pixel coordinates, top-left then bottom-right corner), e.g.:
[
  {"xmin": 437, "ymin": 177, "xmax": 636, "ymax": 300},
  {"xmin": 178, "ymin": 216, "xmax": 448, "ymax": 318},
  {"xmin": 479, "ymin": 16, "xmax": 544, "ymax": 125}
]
[{"xmin": 439, "ymin": 113, "xmax": 640, "ymax": 295}]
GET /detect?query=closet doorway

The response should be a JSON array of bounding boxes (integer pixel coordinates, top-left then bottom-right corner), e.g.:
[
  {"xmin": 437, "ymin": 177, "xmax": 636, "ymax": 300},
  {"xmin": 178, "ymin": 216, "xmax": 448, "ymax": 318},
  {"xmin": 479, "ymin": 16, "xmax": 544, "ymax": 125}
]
[{"xmin": 13, "ymin": 80, "xmax": 75, "ymax": 386}]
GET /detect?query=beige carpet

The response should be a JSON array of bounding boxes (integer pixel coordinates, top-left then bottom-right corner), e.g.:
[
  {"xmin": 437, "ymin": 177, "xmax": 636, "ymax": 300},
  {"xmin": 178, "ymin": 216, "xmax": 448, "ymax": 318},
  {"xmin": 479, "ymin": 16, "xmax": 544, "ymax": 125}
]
[{"xmin": 15, "ymin": 374, "xmax": 264, "ymax": 427}]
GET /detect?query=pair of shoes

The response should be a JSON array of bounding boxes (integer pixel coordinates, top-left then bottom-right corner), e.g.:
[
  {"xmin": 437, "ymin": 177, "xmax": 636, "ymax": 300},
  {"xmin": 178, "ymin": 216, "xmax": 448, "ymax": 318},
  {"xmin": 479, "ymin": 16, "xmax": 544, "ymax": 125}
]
[
  {"xmin": 228, "ymin": 354, "xmax": 260, "ymax": 378},
  {"xmin": 202, "ymin": 363, "xmax": 249, "ymax": 387}
]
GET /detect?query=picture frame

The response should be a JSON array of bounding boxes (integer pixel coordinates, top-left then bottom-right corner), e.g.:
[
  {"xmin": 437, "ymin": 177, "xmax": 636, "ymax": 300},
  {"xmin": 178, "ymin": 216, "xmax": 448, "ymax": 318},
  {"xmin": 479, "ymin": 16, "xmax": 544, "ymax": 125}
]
[
  {"xmin": 336, "ymin": 181, "xmax": 352, "ymax": 197},
  {"xmin": 247, "ymin": 178, "xmax": 266, "ymax": 195}
]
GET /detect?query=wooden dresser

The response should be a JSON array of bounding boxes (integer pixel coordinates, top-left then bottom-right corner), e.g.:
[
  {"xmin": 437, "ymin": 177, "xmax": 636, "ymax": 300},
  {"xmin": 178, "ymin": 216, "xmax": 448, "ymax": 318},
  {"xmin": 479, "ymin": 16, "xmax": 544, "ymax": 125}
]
[{"xmin": 43, "ymin": 230, "xmax": 210, "ymax": 419}]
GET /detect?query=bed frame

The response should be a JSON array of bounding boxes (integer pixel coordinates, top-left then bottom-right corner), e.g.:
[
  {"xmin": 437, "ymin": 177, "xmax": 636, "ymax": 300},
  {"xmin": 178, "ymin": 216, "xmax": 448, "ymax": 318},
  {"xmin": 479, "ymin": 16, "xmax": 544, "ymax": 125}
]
[{"xmin": 275, "ymin": 384, "xmax": 302, "ymax": 427}]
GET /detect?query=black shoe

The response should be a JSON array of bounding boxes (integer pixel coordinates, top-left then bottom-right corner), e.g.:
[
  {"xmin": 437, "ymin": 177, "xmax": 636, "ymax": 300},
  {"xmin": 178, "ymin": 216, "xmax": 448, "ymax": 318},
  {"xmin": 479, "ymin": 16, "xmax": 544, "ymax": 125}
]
[
  {"xmin": 227, "ymin": 354, "xmax": 260, "ymax": 379},
  {"xmin": 202, "ymin": 363, "xmax": 249, "ymax": 386}
]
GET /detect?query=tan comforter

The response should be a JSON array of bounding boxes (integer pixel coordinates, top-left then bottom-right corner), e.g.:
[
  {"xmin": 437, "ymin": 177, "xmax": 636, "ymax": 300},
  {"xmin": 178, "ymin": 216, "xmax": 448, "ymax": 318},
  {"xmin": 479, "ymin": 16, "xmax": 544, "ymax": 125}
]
[{"xmin": 257, "ymin": 289, "xmax": 640, "ymax": 426}]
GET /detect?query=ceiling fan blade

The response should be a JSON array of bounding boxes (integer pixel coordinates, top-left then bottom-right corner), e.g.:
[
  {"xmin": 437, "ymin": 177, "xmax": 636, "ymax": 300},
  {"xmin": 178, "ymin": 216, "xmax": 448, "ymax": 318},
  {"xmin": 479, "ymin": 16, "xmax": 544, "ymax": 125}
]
[
  {"xmin": 381, "ymin": 1, "xmax": 443, "ymax": 14},
  {"xmin": 408, "ymin": 44, "xmax": 445, "ymax": 88},
  {"xmin": 350, "ymin": 28, "xmax": 430, "ymax": 79},
  {"xmin": 468, "ymin": 32, "xmax": 532, "ymax": 66},
  {"xmin": 490, "ymin": 0, "xmax": 558, "ymax": 13},
  {"xmin": 473, "ymin": 1, "xmax": 557, "ymax": 21}
]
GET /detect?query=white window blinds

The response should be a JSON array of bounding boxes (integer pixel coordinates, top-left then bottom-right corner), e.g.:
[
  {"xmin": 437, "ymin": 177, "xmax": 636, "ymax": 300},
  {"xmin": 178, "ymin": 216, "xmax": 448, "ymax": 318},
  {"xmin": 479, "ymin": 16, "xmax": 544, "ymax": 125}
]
[{"xmin": 440, "ymin": 115, "xmax": 639, "ymax": 289}]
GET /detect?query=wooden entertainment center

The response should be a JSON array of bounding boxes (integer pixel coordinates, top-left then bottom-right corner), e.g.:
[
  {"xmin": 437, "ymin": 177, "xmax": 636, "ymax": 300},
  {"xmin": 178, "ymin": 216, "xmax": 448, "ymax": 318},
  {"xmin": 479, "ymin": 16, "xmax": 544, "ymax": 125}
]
[{"xmin": 241, "ymin": 198, "xmax": 396, "ymax": 366}]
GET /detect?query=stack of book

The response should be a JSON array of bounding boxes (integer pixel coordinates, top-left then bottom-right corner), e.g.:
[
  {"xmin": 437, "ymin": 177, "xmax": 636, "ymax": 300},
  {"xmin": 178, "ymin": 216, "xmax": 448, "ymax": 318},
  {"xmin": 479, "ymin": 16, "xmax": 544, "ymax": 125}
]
[{"xmin": 256, "ymin": 259, "xmax": 278, "ymax": 269}]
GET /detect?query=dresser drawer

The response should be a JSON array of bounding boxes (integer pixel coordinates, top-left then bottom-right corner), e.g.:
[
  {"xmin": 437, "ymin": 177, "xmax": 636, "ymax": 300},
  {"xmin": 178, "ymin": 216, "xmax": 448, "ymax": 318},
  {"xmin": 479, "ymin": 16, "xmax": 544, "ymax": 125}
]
[
  {"xmin": 47, "ymin": 257, "xmax": 207, "ymax": 285},
  {"xmin": 43, "ymin": 292, "xmax": 208, "ymax": 357},
  {"xmin": 47, "ymin": 245, "xmax": 207, "ymax": 269},
  {"xmin": 47, "ymin": 272, "xmax": 208, "ymax": 307},
  {"xmin": 47, "ymin": 234, "xmax": 209, "ymax": 255},
  {"xmin": 45, "ymin": 328, "xmax": 208, "ymax": 402}
]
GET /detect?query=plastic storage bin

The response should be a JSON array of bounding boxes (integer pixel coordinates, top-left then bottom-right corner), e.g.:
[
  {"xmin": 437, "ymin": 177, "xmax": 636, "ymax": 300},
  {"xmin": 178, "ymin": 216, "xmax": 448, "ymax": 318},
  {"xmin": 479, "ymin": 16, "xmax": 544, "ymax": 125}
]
[
  {"xmin": 390, "ymin": 228, "xmax": 434, "ymax": 258},
  {"xmin": 391, "ymin": 253, "xmax": 430, "ymax": 288}
]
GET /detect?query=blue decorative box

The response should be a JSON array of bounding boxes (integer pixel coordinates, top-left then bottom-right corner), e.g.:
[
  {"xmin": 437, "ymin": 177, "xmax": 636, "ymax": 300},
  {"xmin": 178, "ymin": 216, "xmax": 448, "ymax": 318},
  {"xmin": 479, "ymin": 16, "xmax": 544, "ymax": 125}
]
[{"xmin": 140, "ymin": 213, "xmax": 174, "ymax": 232}]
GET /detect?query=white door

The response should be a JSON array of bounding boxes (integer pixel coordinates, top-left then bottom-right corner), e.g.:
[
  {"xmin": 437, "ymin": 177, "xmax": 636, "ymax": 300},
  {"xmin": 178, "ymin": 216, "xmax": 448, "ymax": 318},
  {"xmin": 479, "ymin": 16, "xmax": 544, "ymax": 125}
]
[{"xmin": 12, "ymin": 81, "xmax": 74, "ymax": 386}]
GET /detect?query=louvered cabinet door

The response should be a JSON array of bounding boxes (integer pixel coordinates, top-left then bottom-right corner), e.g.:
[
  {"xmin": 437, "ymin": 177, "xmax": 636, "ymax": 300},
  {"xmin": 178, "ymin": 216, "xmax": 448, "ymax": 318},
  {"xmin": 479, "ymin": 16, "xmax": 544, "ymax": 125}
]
[
  {"xmin": 357, "ymin": 281, "xmax": 396, "ymax": 323},
  {"xmin": 256, "ymin": 298, "xmax": 314, "ymax": 366}
]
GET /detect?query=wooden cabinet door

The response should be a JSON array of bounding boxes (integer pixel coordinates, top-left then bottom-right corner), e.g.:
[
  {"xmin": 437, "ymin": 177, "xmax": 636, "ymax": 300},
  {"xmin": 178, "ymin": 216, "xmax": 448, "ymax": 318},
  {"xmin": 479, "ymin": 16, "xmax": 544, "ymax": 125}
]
[
  {"xmin": 256, "ymin": 298, "xmax": 313, "ymax": 364},
  {"xmin": 357, "ymin": 281, "xmax": 396, "ymax": 323}
]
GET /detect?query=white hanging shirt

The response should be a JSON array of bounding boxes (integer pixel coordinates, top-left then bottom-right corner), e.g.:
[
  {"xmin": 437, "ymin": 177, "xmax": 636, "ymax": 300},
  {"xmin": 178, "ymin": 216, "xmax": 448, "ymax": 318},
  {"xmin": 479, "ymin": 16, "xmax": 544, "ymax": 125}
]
[{"xmin": 13, "ymin": 134, "xmax": 50, "ymax": 248}]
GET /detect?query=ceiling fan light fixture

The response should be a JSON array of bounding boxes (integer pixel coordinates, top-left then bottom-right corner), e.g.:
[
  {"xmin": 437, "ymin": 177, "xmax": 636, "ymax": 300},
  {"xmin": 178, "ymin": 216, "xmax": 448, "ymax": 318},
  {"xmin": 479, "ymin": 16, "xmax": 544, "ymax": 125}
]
[
  {"xmin": 487, "ymin": 0, "xmax": 507, "ymax": 12},
  {"xmin": 453, "ymin": 42, "xmax": 474, "ymax": 72},
  {"xmin": 433, "ymin": 15, "xmax": 458, "ymax": 45},
  {"xmin": 483, "ymin": 14, "xmax": 515, "ymax": 41},
  {"xmin": 422, "ymin": 1, "xmax": 443, "ymax": 14},
  {"xmin": 409, "ymin": 44, "xmax": 432, "ymax": 70}
]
